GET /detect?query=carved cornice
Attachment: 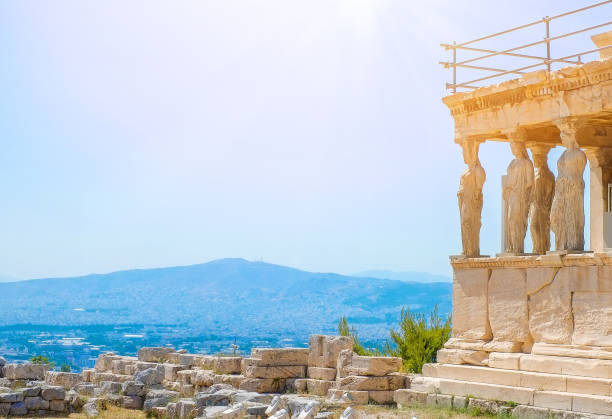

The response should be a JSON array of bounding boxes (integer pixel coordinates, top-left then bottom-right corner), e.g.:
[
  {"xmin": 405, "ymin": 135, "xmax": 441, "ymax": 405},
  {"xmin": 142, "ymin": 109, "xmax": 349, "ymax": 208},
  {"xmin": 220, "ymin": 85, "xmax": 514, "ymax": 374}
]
[
  {"xmin": 450, "ymin": 252, "xmax": 612, "ymax": 269},
  {"xmin": 443, "ymin": 58, "xmax": 612, "ymax": 116}
]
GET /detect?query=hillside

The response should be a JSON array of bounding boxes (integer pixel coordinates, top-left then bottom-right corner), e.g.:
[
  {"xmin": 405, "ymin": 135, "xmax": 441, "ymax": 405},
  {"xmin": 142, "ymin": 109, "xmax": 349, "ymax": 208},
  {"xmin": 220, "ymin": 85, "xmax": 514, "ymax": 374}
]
[
  {"xmin": 353, "ymin": 269, "xmax": 451, "ymax": 283},
  {"xmin": 0, "ymin": 259, "xmax": 451, "ymax": 369}
]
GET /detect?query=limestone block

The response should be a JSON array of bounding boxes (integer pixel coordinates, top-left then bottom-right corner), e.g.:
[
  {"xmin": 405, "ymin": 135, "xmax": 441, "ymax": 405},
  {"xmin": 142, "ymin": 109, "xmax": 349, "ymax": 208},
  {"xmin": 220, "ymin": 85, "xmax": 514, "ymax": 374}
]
[
  {"xmin": 336, "ymin": 351, "xmax": 401, "ymax": 377},
  {"xmin": 44, "ymin": 371, "xmax": 82, "ymax": 389},
  {"xmin": 133, "ymin": 361, "xmax": 158, "ymax": 372},
  {"xmin": 49, "ymin": 399, "xmax": 66, "ymax": 411},
  {"xmin": 307, "ymin": 367, "xmax": 336, "ymax": 381},
  {"xmin": 24, "ymin": 396, "xmax": 49, "ymax": 410},
  {"xmin": 526, "ymin": 267, "xmax": 558, "ymax": 295},
  {"xmin": 519, "ymin": 371, "xmax": 566, "ymax": 392},
  {"xmin": 177, "ymin": 354, "xmax": 198, "ymax": 367},
  {"xmin": 528, "ymin": 267, "xmax": 573, "ymax": 344},
  {"xmin": 571, "ymin": 393, "xmax": 612, "ymax": 415},
  {"xmin": 452, "ymin": 395, "xmax": 467, "ymax": 409},
  {"xmin": 135, "ymin": 367, "xmax": 164, "ymax": 385},
  {"xmin": 80, "ymin": 368, "xmax": 95, "ymax": 382},
  {"xmin": 250, "ymin": 348, "xmax": 308, "ymax": 367},
  {"xmin": 122, "ymin": 395, "xmax": 144, "ymax": 409},
  {"xmin": 488, "ymin": 352, "xmax": 521, "ymax": 370},
  {"xmin": 428, "ymin": 393, "xmax": 453, "ymax": 408},
  {"xmin": 368, "ymin": 390, "xmax": 394, "ymax": 404},
  {"xmin": 572, "ymin": 292, "xmax": 612, "ymax": 346},
  {"xmin": 326, "ymin": 389, "xmax": 369, "ymax": 405},
  {"xmin": 41, "ymin": 385, "xmax": 66, "ymax": 400},
  {"xmin": 308, "ymin": 335, "xmax": 354, "ymax": 368},
  {"xmin": 437, "ymin": 378, "xmax": 534, "ymax": 405},
  {"xmin": 122, "ymin": 381, "xmax": 146, "ymax": 397},
  {"xmin": 92, "ymin": 372, "xmax": 132, "ymax": 383},
  {"xmin": 436, "ymin": 348, "xmax": 488, "ymax": 366},
  {"xmin": 269, "ymin": 408, "xmax": 290, "ymax": 419},
  {"xmin": 305, "ymin": 379, "xmax": 332, "ymax": 396},
  {"xmin": 336, "ymin": 375, "xmax": 404, "ymax": 391},
  {"xmin": 243, "ymin": 365, "xmax": 306, "ymax": 379},
  {"xmin": 99, "ymin": 381, "xmax": 123, "ymax": 395},
  {"xmin": 20, "ymin": 387, "xmax": 40, "ymax": 397},
  {"xmin": 488, "ymin": 268, "xmax": 529, "ymax": 342},
  {"xmin": 192, "ymin": 370, "xmax": 214, "ymax": 387},
  {"xmin": 238, "ymin": 378, "xmax": 285, "ymax": 393},
  {"xmin": 393, "ymin": 389, "xmax": 427, "ymax": 405},
  {"xmin": 163, "ymin": 363, "xmax": 184, "ymax": 382},
  {"xmin": 265, "ymin": 395, "xmax": 286, "ymax": 416},
  {"xmin": 137, "ymin": 347, "xmax": 175, "ymax": 363},
  {"xmin": 532, "ymin": 342, "xmax": 612, "ymax": 360},
  {"xmin": 520, "ymin": 354, "xmax": 612, "ymax": 379},
  {"xmin": 75, "ymin": 383, "xmax": 96, "ymax": 396},
  {"xmin": 199, "ymin": 356, "xmax": 216, "ymax": 370},
  {"xmin": 2, "ymin": 363, "xmax": 50, "ymax": 380},
  {"xmin": 294, "ymin": 400, "xmax": 319, "ymax": 419},
  {"xmin": 83, "ymin": 401, "xmax": 99, "ymax": 417},
  {"xmin": 431, "ymin": 364, "xmax": 521, "ymax": 387},
  {"xmin": 220, "ymin": 402, "xmax": 247, "ymax": 419},
  {"xmin": 9, "ymin": 401, "xmax": 27, "ymax": 416},
  {"xmin": 215, "ymin": 357, "xmax": 242, "ymax": 374},
  {"xmin": 409, "ymin": 376, "xmax": 439, "ymax": 393},
  {"xmin": 482, "ymin": 340, "xmax": 522, "ymax": 353},
  {"xmin": 291, "ymin": 378, "xmax": 308, "ymax": 394},
  {"xmin": 177, "ymin": 370, "xmax": 193, "ymax": 385},
  {"xmin": 0, "ymin": 392, "xmax": 23, "ymax": 403},
  {"xmin": 94, "ymin": 353, "xmax": 118, "ymax": 371},
  {"xmin": 444, "ymin": 338, "xmax": 486, "ymax": 351},
  {"xmin": 340, "ymin": 406, "xmax": 357, "ymax": 419},
  {"xmin": 452, "ymin": 268, "xmax": 492, "ymax": 340},
  {"xmin": 566, "ymin": 375, "xmax": 611, "ymax": 396},
  {"xmin": 212, "ymin": 374, "xmax": 244, "ymax": 388}
]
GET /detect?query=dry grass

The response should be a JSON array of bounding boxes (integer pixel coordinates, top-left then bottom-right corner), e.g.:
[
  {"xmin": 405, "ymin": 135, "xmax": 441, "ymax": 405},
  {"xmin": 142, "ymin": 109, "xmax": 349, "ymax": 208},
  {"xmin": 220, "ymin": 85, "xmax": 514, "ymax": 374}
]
[
  {"xmin": 356, "ymin": 404, "xmax": 496, "ymax": 419},
  {"xmin": 68, "ymin": 405, "xmax": 148, "ymax": 418},
  {"xmin": 16, "ymin": 403, "xmax": 497, "ymax": 419}
]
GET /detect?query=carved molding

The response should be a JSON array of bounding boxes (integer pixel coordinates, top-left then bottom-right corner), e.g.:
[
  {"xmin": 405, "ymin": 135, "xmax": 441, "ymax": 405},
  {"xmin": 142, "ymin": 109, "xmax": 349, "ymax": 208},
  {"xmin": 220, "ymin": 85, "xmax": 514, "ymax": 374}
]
[
  {"xmin": 450, "ymin": 252, "xmax": 612, "ymax": 269},
  {"xmin": 443, "ymin": 59, "xmax": 612, "ymax": 116}
]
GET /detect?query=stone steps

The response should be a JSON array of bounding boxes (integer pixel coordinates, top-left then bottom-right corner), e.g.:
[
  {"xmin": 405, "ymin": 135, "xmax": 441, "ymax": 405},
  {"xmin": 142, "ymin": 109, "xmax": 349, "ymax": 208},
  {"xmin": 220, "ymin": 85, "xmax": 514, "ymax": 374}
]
[
  {"xmin": 410, "ymin": 377, "xmax": 612, "ymax": 416},
  {"xmin": 424, "ymin": 363, "xmax": 612, "ymax": 397}
]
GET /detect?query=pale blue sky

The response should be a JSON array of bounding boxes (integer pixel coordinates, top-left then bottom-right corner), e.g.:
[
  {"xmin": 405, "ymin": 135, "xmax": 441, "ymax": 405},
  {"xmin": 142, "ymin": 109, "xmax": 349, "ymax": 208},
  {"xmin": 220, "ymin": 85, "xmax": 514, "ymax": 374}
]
[{"xmin": 0, "ymin": 0, "xmax": 604, "ymax": 279}]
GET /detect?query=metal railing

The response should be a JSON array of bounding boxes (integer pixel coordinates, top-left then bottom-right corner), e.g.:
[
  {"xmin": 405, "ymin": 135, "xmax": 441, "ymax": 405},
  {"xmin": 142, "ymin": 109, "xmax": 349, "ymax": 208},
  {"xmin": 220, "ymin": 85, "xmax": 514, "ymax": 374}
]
[{"xmin": 441, "ymin": 0, "xmax": 612, "ymax": 93}]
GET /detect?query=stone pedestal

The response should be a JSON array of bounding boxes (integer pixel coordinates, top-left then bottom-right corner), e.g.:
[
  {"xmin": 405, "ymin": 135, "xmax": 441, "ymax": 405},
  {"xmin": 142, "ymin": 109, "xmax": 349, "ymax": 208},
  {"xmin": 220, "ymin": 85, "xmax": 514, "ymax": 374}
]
[{"xmin": 420, "ymin": 254, "xmax": 612, "ymax": 416}]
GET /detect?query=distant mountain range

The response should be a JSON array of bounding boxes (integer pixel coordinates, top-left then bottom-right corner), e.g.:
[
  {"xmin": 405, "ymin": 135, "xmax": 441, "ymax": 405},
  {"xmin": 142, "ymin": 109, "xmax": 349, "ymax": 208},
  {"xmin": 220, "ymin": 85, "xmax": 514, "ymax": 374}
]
[
  {"xmin": 0, "ymin": 275, "xmax": 20, "ymax": 283},
  {"xmin": 353, "ymin": 270, "xmax": 451, "ymax": 283},
  {"xmin": 0, "ymin": 259, "xmax": 452, "ymax": 369}
]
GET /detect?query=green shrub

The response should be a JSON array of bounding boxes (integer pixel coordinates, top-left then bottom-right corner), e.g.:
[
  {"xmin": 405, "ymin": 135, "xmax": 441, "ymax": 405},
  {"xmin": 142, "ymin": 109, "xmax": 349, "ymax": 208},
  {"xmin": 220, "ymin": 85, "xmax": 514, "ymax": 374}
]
[
  {"xmin": 60, "ymin": 364, "xmax": 71, "ymax": 372},
  {"xmin": 384, "ymin": 306, "xmax": 451, "ymax": 373},
  {"xmin": 30, "ymin": 355, "xmax": 55, "ymax": 367},
  {"xmin": 337, "ymin": 316, "xmax": 380, "ymax": 356}
]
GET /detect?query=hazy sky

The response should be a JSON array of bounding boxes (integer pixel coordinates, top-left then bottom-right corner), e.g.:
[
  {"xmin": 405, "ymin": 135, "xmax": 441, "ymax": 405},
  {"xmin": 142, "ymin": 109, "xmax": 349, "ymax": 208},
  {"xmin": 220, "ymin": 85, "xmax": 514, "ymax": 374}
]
[{"xmin": 0, "ymin": 0, "xmax": 604, "ymax": 279}]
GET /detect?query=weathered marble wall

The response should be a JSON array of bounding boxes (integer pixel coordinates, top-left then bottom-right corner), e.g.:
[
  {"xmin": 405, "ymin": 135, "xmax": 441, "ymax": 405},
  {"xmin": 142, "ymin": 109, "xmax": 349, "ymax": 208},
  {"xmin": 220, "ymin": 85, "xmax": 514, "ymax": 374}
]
[{"xmin": 452, "ymin": 256, "xmax": 612, "ymax": 348}]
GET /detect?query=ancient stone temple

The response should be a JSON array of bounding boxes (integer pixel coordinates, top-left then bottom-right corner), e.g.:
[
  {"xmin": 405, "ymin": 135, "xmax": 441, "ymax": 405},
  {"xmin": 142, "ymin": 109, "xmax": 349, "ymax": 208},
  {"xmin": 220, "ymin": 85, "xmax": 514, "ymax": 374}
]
[{"xmin": 415, "ymin": 27, "xmax": 612, "ymax": 416}]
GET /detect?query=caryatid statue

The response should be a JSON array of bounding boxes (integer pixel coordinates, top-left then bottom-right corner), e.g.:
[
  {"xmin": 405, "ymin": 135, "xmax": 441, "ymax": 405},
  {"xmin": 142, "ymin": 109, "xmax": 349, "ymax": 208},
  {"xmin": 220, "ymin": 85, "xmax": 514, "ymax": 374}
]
[
  {"xmin": 529, "ymin": 144, "xmax": 555, "ymax": 254},
  {"xmin": 551, "ymin": 119, "xmax": 587, "ymax": 251},
  {"xmin": 458, "ymin": 139, "xmax": 486, "ymax": 257},
  {"xmin": 502, "ymin": 133, "xmax": 534, "ymax": 254}
]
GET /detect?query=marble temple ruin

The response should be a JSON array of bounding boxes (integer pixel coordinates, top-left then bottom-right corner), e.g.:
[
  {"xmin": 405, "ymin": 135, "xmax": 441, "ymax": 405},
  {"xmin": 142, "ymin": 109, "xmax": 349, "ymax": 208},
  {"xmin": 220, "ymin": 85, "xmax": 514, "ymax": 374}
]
[{"xmin": 404, "ymin": 17, "xmax": 612, "ymax": 417}]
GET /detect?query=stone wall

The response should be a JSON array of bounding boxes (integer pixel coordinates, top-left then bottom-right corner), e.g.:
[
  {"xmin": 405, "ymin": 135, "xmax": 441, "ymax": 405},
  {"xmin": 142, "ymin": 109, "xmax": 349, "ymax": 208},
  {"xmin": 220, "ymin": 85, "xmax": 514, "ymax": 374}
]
[{"xmin": 0, "ymin": 335, "xmax": 410, "ymax": 418}]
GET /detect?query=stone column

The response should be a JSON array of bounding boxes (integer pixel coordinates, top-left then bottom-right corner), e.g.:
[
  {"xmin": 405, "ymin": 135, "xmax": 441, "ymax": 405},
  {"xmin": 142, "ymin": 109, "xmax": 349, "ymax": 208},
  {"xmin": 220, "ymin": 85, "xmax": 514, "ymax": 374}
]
[
  {"xmin": 502, "ymin": 129, "xmax": 534, "ymax": 254},
  {"xmin": 551, "ymin": 119, "xmax": 587, "ymax": 251},
  {"xmin": 457, "ymin": 139, "xmax": 486, "ymax": 257},
  {"xmin": 528, "ymin": 144, "xmax": 554, "ymax": 254},
  {"xmin": 585, "ymin": 147, "xmax": 612, "ymax": 251}
]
